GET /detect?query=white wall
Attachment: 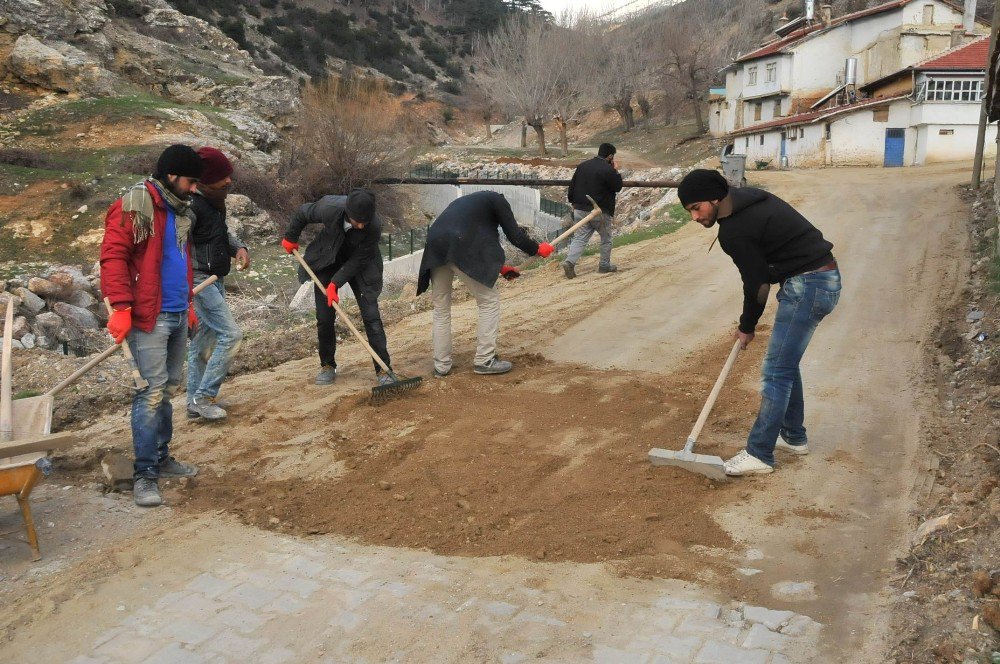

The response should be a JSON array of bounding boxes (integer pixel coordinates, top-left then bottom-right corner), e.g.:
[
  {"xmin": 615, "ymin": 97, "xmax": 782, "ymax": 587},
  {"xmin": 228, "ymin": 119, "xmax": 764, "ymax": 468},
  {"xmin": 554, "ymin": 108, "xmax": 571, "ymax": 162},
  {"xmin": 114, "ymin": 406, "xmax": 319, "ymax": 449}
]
[
  {"xmin": 919, "ymin": 124, "xmax": 998, "ymax": 163},
  {"xmin": 827, "ymin": 100, "xmax": 912, "ymax": 165}
]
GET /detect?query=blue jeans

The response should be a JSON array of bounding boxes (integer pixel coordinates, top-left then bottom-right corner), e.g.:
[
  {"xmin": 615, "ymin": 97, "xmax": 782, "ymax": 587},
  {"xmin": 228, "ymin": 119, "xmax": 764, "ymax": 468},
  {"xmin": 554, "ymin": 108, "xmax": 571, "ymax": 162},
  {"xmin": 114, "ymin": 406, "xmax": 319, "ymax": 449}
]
[
  {"xmin": 187, "ymin": 273, "xmax": 243, "ymax": 403},
  {"xmin": 129, "ymin": 311, "xmax": 187, "ymax": 479},
  {"xmin": 746, "ymin": 269, "xmax": 842, "ymax": 466},
  {"xmin": 565, "ymin": 210, "xmax": 613, "ymax": 268}
]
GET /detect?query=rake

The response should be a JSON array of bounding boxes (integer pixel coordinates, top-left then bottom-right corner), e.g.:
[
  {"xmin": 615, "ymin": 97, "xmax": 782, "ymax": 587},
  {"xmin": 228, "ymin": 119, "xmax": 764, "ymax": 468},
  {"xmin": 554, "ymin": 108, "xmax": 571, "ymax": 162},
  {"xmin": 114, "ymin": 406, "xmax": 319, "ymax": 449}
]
[{"xmin": 290, "ymin": 249, "xmax": 422, "ymax": 403}]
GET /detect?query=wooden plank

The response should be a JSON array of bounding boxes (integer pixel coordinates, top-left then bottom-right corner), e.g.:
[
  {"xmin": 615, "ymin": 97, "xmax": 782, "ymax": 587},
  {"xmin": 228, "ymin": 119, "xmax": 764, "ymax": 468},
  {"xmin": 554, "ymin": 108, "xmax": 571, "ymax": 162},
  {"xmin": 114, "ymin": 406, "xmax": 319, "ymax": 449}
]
[
  {"xmin": 0, "ymin": 432, "xmax": 77, "ymax": 459},
  {"xmin": 1, "ymin": 299, "xmax": 13, "ymax": 442},
  {"xmin": 0, "ymin": 395, "xmax": 54, "ymax": 470}
]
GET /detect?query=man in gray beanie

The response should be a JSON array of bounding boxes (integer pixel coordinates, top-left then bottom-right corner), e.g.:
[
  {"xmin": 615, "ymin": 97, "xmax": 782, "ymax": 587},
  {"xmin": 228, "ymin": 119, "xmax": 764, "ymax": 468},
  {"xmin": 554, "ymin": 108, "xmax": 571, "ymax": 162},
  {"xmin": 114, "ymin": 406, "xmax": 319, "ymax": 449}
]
[
  {"xmin": 678, "ymin": 169, "xmax": 841, "ymax": 478},
  {"xmin": 281, "ymin": 189, "xmax": 393, "ymax": 386}
]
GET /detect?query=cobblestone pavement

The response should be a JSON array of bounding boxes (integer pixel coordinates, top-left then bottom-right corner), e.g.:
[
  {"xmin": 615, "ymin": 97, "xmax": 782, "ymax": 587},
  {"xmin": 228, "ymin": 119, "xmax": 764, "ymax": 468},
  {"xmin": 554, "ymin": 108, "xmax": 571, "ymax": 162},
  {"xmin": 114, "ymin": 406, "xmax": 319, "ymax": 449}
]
[{"xmin": 4, "ymin": 517, "xmax": 822, "ymax": 663}]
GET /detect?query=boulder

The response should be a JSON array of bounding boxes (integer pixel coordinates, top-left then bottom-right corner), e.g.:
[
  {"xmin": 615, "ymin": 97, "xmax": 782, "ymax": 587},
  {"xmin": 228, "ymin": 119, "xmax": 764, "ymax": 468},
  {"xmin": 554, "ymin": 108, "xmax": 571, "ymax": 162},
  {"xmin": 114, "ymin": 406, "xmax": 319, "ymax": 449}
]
[
  {"xmin": 0, "ymin": 0, "xmax": 109, "ymax": 40},
  {"xmin": 8, "ymin": 35, "xmax": 117, "ymax": 95},
  {"xmin": 13, "ymin": 287, "xmax": 44, "ymax": 314},
  {"xmin": 205, "ymin": 77, "xmax": 301, "ymax": 128},
  {"xmin": 226, "ymin": 194, "xmax": 278, "ymax": 244},
  {"xmin": 51, "ymin": 265, "xmax": 93, "ymax": 293},
  {"xmin": 21, "ymin": 333, "xmax": 35, "ymax": 349},
  {"xmin": 11, "ymin": 315, "xmax": 30, "ymax": 340},
  {"xmin": 2, "ymin": 293, "xmax": 23, "ymax": 316},
  {"xmin": 220, "ymin": 111, "xmax": 281, "ymax": 152},
  {"xmin": 52, "ymin": 302, "xmax": 99, "ymax": 330},
  {"xmin": 28, "ymin": 275, "xmax": 72, "ymax": 300},
  {"xmin": 33, "ymin": 311, "xmax": 65, "ymax": 340},
  {"xmin": 67, "ymin": 289, "xmax": 97, "ymax": 309}
]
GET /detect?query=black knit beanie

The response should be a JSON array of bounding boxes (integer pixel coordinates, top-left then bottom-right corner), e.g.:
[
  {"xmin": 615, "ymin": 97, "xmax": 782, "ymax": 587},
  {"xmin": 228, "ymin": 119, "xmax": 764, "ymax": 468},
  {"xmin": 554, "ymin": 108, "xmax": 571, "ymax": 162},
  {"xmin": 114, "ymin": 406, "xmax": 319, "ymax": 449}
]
[
  {"xmin": 154, "ymin": 144, "xmax": 203, "ymax": 180},
  {"xmin": 678, "ymin": 169, "xmax": 729, "ymax": 207},
  {"xmin": 346, "ymin": 188, "xmax": 376, "ymax": 225}
]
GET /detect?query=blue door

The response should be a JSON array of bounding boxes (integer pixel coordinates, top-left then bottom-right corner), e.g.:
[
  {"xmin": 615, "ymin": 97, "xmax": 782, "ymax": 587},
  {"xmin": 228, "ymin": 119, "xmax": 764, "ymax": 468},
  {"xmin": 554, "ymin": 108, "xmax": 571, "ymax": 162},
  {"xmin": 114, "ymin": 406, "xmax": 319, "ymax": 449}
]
[
  {"xmin": 780, "ymin": 132, "xmax": 787, "ymax": 158},
  {"xmin": 884, "ymin": 128, "xmax": 905, "ymax": 167}
]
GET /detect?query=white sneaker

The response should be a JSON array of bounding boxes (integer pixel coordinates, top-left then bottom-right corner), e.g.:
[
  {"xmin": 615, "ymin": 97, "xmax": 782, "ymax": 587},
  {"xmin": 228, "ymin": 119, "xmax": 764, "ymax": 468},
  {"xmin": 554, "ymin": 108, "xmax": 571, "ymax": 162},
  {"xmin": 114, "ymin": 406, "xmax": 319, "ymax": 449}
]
[
  {"xmin": 776, "ymin": 434, "xmax": 809, "ymax": 455},
  {"xmin": 724, "ymin": 450, "xmax": 774, "ymax": 476}
]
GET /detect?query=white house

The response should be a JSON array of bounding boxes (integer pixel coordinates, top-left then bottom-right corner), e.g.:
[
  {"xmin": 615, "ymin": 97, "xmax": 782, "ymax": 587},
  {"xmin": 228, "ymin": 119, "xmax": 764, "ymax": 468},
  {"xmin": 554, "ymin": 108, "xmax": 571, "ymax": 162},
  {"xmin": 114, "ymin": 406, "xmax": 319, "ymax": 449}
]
[
  {"xmin": 729, "ymin": 36, "xmax": 996, "ymax": 167},
  {"xmin": 708, "ymin": 0, "xmax": 989, "ymax": 148}
]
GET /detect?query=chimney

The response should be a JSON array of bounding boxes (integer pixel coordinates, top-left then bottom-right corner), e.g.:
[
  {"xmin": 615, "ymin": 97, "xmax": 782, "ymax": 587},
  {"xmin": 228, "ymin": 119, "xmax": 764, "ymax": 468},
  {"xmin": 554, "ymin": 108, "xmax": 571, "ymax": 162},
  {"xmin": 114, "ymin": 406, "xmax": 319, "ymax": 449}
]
[
  {"xmin": 963, "ymin": 0, "xmax": 977, "ymax": 32},
  {"xmin": 951, "ymin": 26, "xmax": 966, "ymax": 47},
  {"xmin": 820, "ymin": 3, "xmax": 833, "ymax": 25}
]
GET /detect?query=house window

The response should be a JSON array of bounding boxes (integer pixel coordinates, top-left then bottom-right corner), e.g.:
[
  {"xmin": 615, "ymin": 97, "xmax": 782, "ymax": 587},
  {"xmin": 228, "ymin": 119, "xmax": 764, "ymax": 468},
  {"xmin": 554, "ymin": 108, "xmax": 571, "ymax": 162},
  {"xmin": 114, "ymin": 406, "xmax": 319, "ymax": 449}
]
[
  {"xmin": 824, "ymin": 123, "xmax": 831, "ymax": 139},
  {"xmin": 939, "ymin": 129, "xmax": 955, "ymax": 135},
  {"xmin": 748, "ymin": 66, "xmax": 758, "ymax": 86},
  {"xmin": 799, "ymin": 128, "xmax": 805, "ymax": 138},
  {"xmin": 759, "ymin": 135, "xmax": 765, "ymax": 145},
  {"xmin": 922, "ymin": 4, "xmax": 934, "ymax": 24},
  {"xmin": 925, "ymin": 78, "xmax": 984, "ymax": 102},
  {"xmin": 774, "ymin": 100, "xmax": 782, "ymax": 117},
  {"xmin": 754, "ymin": 103, "xmax": 762, "ymax": 121},
  {"xmin": 873, "ymin": 108, "xmax": 889, "ymax": 122},
  {"xmin": 745, "ymin": 137, "xmax": 749, "ymax": 148},
  {"xmin": 766, "ymin": 63, "xmax": 777, "ymax": 83}
]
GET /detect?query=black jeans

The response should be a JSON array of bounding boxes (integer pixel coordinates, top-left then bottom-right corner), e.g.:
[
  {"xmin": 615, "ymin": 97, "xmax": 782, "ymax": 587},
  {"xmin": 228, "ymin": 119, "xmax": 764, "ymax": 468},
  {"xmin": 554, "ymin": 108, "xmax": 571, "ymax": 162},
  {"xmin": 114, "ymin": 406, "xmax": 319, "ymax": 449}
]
[{"xmin": 312, "ymin": 265, "xmax": 391, "ymax": 373}]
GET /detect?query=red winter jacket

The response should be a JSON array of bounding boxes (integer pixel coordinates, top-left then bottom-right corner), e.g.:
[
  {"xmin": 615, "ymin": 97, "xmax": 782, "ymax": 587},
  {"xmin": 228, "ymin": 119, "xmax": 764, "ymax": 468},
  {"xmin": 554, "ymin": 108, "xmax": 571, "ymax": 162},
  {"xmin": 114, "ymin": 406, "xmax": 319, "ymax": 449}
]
[{"xmin": 99, "ymin": 181, "xmax": 194, "ymax": 333}]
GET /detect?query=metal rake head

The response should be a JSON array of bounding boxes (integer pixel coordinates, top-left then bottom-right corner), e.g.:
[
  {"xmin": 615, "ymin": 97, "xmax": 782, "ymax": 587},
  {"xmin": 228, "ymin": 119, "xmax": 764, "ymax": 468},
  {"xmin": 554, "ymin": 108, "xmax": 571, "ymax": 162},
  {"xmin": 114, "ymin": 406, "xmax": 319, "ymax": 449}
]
[{"xmin": 369, "ymin": 375, "xmax": 423, "ymax": 404}]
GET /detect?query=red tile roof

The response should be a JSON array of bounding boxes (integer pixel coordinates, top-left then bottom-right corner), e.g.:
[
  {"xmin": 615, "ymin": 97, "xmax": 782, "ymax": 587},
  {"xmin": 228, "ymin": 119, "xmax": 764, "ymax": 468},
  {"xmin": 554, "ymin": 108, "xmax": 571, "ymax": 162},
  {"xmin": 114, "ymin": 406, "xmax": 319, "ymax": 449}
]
[
  {"xmin": 730, "ymin": 94, "xmax": 910, "ymax": 135},
  {"xmin": 916, "ymin": 36, "xmax": 990, "ymax": 70},
  {"xmin": 736, "ymin": 0, "xmax": 979, "ymax": 63}
]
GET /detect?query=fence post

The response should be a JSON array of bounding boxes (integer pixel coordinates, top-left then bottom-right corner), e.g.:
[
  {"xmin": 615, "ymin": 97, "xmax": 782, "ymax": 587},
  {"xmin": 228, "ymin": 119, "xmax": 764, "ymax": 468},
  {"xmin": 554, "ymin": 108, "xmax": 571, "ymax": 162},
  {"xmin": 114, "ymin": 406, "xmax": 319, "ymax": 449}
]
[
  {"xmin": 388, "ymin": 235, "xmax": 392, "ymax": 260},
  {"xmin": 410, "ymin": 228, "xmax": 414, "ymax": 254}
]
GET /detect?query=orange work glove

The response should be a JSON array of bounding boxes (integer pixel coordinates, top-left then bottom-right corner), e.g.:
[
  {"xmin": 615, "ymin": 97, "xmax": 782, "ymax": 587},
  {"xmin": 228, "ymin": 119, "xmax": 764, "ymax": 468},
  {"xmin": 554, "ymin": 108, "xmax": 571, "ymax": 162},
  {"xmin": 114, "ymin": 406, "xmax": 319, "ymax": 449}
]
[
  {"xmin": 326, "ymin": 283, "xmax": 339, "ymax": 307},
  {"xmin": 537, "ymin": 242, "xmax": 554, "ymax": 258},
  {"xmin": 500, "ymin": 265, "xmax": 520, "ymax": 281},
  {"xmin": 107, "ymin": 307, "xmax": 132, "ymax": 344},
  {"xmin": 281, "ymin": 238, "xmax": 299, "ymax": 254},
  {"xmin": 188, "ymin": 306, "xmax": 198, "ymax": 331}
]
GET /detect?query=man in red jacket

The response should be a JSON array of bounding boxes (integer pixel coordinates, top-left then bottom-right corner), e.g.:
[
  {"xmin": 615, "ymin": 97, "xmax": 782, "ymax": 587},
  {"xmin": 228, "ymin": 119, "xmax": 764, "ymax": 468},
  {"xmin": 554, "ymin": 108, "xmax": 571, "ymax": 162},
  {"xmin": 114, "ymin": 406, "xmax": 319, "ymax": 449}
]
[{"xmin": 100, "ymin": 144, "xmax": 203, "ymax": 507}]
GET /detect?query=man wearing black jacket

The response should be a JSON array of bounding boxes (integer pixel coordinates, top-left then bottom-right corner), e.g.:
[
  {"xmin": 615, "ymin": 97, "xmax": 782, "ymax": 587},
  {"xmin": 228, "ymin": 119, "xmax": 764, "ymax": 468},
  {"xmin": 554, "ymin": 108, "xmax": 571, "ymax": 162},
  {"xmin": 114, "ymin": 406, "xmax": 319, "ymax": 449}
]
[
  {"xmin": 678, "ymin": 169, "xmax": 841, "ymax": 477},
  {"xmin": 562, "ymin": 143, "xmax": 623, "ymax": 278},
  {"xmin": 281, "ymin": 189, "xmax": 393, "ymax": 386},
  {"xmin": 417, "ymin": 191, "xmax": 554, "ymax": 376},
  {"xmin": 187, "ymin": 147, "xmax": 248, "ymax": 421}
]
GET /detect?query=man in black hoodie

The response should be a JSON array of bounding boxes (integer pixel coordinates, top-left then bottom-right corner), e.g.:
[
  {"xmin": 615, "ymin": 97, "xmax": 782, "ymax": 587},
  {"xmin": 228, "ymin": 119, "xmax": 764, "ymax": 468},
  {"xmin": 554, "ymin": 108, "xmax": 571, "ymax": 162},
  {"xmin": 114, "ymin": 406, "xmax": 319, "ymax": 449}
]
[
  {"xmin": 282, "ymin": 189, "xmax": 393, "ymax": 386},
  {"xmin": 417, "ymin": 191, "xmax": 554, "ymax": 376},
  {"xmin": 562, "ymin": 143, "xmax": 623, "ymax": 278},
  {"xmin": 678, "ymin": 169, "xmax": 841, "ymax": 477},
  {"xmin": 187, "ymin": 147, "xmax": 248, "ymax": 421}
]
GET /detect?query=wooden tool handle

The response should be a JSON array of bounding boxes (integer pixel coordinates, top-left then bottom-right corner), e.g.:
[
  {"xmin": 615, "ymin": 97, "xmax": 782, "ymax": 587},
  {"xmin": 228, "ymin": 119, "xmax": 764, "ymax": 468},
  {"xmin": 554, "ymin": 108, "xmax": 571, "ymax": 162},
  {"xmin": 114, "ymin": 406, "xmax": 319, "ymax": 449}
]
[
  {"xmin": 551, "ymin": 195, "xmax": 603, "ymax": 247},
  {"xmin": 47, "ymin": 276, "xmax": 217, "ymax": 398},
  {"xmin": 686, "ymin": 340, "xmax": 742, "ymax": 448},
  {"xmin": 1, "ymin": 300, "xmax": 13, "ymax": 442},
  {"xmin": 291, "ymin": 249, "xmax": 392, "ymax": 375}
]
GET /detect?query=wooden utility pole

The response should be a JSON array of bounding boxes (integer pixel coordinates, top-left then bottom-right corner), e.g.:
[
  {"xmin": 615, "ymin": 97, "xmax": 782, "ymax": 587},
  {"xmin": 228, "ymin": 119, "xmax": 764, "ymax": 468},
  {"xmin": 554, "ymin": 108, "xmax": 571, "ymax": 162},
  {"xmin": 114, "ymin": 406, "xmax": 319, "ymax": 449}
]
[{"xmin": 972, "ymin": 0, "xmax": 1000, "ymax": 188}]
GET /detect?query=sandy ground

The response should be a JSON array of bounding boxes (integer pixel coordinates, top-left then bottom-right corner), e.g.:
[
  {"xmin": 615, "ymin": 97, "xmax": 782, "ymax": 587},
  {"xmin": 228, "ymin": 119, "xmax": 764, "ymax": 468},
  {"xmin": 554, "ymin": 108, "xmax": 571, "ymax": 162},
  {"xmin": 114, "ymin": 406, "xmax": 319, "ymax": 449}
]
[{"xmin": 0, "ymin": 162, "xmax": 968, "ymax": 661}]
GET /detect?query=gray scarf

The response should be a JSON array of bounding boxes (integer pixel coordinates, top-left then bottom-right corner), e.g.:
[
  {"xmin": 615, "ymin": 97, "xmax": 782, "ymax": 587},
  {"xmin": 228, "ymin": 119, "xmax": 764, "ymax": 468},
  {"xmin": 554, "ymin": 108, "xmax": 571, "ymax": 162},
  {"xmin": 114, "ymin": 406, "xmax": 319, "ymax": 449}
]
[{"xmin": 120, "ymin": 178, "xmax": 193, "ymax": 247}]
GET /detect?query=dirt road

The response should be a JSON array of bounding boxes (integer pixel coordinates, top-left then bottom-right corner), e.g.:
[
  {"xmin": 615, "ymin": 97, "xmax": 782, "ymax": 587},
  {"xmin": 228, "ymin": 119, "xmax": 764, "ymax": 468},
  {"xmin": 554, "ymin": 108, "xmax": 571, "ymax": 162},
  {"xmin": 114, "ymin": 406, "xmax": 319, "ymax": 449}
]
[{"xmin": 0, "ymin": 163, "xmax": 968, "ymax": 662}]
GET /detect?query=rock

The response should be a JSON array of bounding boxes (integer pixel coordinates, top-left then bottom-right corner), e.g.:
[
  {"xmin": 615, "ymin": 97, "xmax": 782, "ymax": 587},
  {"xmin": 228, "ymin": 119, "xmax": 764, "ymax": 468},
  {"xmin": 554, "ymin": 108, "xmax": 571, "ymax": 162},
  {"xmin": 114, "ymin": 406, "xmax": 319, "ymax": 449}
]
[
  {"xmin": 28, "ymin": 275, "xmax": 71, "ymax": 300},
  {"xmin": 205, "ymin": 77, "xmax": 301, "ymax": 128},
  {"xmin": 378, "ymin": 481, "xmax": 393, "ymax": 490},
  {"xmin": 67, "ymin": 289, "xmax": 97, "ymax": 309},
  {"xmin": 20, "ymin": 333, "xmax": 35, "ymax": 349},
  {"xmin": 982, "ymin": 601, "xmax": 1000, "ymax": 632},
  {"xmin": 912, "ymin": 513, "xmax": 952, "ymax": 546},
  {"xmin": 32, "ymin": 311, "xmax": 65, "ymax": 340},
  {"xmin": 226, "ymin": 194, "xmax": 278, "ymax": 243},
  {"xmin": 10, "ymin": 315, "xmax": 30, "ymax": 340},
  {"xmin": 456, "ymin": 499, "xmax": 471, "ymax": 510},
  {"xmin": 52, "ymin": 302, "xmax": 99, "ymax": 330},
  {"xmin": 0, "ymin": 0, "xmax": 109, "ymax": 40},
  {"xmin": 973, "ymin": 570, "xmax": 996, "ymax": 597},
  {"xmin": 289, "ymin": 282, "xmax": 313, "ymax": 311},
  {"xmin": 13, "ymin": 287, "xmax": 44, "ymax": 314},
  {"xmin": 100, "ymin": 453, "xmax": 134, "ymax": 492},
  {"xmin": 221, "ymin": 111, "xmax": 281, "ymax": 151},
  {"xmin": 770, "ymin": 580, "xmax": 818, "ymax": 601},
  {"xmin": 8, "ymin": 34, "xmax": 116, "ymax": 95},
  {"xmin": 392, "ymin": 493, "xmax": 406, "ymax": 501}
]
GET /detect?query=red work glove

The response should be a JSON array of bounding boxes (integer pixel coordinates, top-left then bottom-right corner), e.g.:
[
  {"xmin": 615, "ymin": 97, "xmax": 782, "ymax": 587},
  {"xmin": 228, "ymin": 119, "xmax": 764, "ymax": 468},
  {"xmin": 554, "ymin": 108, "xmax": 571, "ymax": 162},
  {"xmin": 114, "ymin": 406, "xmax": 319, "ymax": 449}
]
[
  {"xmin": 107, "ymin": 307, "xmax": 132, "ymax": 344},
  {"xmin": 281, "ymin": 238, "xmax": 299, "ymax": 254},
  {"xmin": 537, "ymin": 242, "xmax": 554, "ymax": 258},
  {"xmin": 188, "ymin": 306, "xmax": 198, "ymax": 331},
  {"xmin": 500, "ymin": 265, "xmax": 520, "ymax": 281},
  {"xmin": 326, "ymin": 283, "xmax": 339, "ymax": 307}
]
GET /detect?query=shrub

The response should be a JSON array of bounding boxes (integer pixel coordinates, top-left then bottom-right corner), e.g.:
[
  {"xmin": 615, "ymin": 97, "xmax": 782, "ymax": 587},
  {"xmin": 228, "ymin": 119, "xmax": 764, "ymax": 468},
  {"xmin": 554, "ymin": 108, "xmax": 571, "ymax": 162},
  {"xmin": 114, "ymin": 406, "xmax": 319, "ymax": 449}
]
[
  {"xmin": 419, "ymin": 37, "xmax": 449, "ymax": 68},
  {"xmin": 440, "ymin": 80, "xmax": 462, "ymax": 96},
  {"xmin": 754, "ymin": 159, "xmax": 771, "ymax": 170},
  {"xmin": 0, "ymin": 147, "xmax": 60, "ymax": 170},
  {"xmin": 442, "ymin": 106, "xmax": 455, "ymax": 124}
]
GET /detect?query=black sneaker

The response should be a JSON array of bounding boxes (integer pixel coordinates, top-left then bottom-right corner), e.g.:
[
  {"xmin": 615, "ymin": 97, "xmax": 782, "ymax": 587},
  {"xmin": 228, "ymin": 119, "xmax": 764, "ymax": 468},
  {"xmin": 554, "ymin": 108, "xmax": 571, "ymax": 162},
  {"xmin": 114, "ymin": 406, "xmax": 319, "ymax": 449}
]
[
  {"xmin": 159, "ymin": 457, "xmax": 199, "ymax": 478},
  {"xmin": 316, "ymin": 366, "xmax": 337, "ymax": 385},
  {"xmin": 562, "ymin": 262, "xmax": 576, "ymax": 279},
  {"xmin": 133, "ymin": 478, "xmax": 162, "ymax": 507}
]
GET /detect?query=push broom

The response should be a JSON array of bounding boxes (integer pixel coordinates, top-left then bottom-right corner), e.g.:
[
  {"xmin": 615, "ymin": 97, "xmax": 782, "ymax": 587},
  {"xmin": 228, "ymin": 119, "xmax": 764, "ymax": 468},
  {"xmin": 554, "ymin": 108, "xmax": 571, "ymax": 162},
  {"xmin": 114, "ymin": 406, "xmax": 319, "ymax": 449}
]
[
  {"xmin": 648, "ymin": 339, "xmax": 742, "ymax": 481},
  {"xmin": 290, "ymin": 249, "xmax": 422, "ymax": 403}
]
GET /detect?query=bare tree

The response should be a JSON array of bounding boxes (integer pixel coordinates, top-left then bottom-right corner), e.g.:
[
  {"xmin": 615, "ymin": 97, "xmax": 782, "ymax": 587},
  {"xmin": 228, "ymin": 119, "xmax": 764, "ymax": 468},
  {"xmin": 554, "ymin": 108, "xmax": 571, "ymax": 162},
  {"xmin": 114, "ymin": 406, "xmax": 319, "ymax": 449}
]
[
  {"xmin": 547, "ymin": 9, "xmax": 601, "ymax": 155},
  {"xmin": 476, "ymin": 17, "xmax": 561, "ymax": 155},
  {"xmin": 586, "ymin": 23, "xmax": 649, "ymax": 131}
]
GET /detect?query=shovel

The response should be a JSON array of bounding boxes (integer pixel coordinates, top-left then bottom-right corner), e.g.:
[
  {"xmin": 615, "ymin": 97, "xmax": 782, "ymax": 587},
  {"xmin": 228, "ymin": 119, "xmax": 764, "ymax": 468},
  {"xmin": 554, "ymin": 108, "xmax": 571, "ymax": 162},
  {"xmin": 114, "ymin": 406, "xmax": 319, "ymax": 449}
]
[
  {"xmin": 290, "ymin": 249, "xmax": 422, "ymax": 403},
  {"xmin": 648, "ymin": 339, "xmax": 742, "ymax": 481}
]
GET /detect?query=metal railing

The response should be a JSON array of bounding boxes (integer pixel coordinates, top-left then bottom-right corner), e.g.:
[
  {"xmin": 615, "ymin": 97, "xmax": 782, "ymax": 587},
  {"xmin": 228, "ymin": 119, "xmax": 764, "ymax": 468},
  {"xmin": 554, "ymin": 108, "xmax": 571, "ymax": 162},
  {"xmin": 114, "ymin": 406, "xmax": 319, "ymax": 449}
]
[{"xmin": 380, "ymin": 225, "xmax": 429, "ymax": 261}]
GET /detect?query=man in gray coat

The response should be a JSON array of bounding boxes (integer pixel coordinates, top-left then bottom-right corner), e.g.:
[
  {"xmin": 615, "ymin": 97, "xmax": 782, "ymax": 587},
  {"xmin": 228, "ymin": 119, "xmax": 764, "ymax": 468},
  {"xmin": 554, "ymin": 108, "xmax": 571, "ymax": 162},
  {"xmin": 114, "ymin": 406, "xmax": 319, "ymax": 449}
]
[{"xmin": 417, "ymin": 191, "xmax": 553, "ymax": 376}]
